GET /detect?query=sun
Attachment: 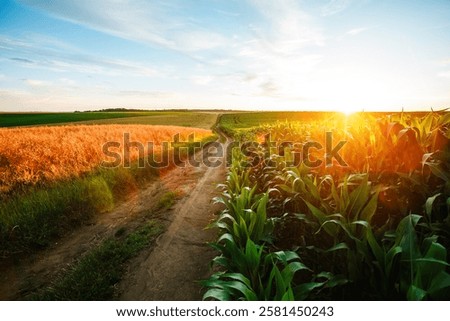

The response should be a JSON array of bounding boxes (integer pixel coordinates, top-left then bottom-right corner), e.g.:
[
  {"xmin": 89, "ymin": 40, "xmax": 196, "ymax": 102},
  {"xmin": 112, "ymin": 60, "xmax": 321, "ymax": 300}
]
[{"xmin": 334, "ymin": 105, "xmax": 361, "ymax": 116}]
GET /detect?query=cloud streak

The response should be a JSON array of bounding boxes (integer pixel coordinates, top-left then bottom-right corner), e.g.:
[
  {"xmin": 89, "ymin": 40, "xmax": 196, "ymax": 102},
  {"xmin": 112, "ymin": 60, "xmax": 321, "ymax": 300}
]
[
  {"xmin": 346, "ymin": 27, "xmax": 368, "ymax": 36},
  {"xmin": 18, "ymin": 0, "xmax": 229, "ymax": 53},
  {"xmin": 321, "ymin": 0, "xmax": 353, "ymax": 16},
  {"xmin": 1, "ymin": 35, "xmax": 159, "ymax": 77}
]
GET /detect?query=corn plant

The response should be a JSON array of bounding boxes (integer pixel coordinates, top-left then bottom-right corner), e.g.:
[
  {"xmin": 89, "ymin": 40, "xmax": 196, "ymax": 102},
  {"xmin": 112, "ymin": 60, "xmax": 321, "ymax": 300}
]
[
  {"xmin": 204, "ymin": 234, "xmax": 323, "ymax": 301},
  {"xmin": 212, "ymin": 192, "xmax": 275, "ymax": 246},
  {"xmin": 367, "ymin": 214, "xmax": 450, "ymax": 299}
]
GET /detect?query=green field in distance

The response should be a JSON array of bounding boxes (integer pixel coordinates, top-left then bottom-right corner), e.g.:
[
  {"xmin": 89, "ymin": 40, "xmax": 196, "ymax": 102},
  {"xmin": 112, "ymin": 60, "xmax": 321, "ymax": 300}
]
[
  {"xmin": 0, "ymin": 111, "xmax": 220, "ymax": 129},
  {"xmin": 218, "ymin": 111, "xmax": 433, "ymax": 130}
]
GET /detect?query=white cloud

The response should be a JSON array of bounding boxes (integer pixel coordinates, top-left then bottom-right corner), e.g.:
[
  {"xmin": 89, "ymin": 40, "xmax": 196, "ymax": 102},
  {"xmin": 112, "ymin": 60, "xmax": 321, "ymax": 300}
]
[
  {"xmin": 173, "ymin": 31, "xmax": 227, "ymax": 52},
  {"xmin": 227, "ymin": 0, "xmax": 324, "ymax": 100},
  {"xmin": 24, "ymin": 79, "xmax": 50, "ymax": 87},
  {"xmin": 438, "ymin": 71, "xmax": 450, "ymax": 78},
  {"xmin": 191, "ymin": 75, "xmax": 214, "ymax": 86},
  {"xmin": 248, "ymin": 0, "xmax": 324, "ymax": 49},
  {"xmin": 321, "ymin": 0, "xmax": 352, "ymax": 16},
  {"xmin": 439, "ymin": 58, "xmax": 450, "ymax": 66},
  {"xmin": 346, "ymin": 27, "xmax": 368, "ymax": 36},
  {"xmin": 58, "ymin": 78, "xmax": 77, "ymax": 86},
  {"xmin": 117, "ymin": 90, "xmax": 174, "ymax": 98},
  {"xmin": 214, "ymin": 9, "xmax": 240, "ymax": 17}
]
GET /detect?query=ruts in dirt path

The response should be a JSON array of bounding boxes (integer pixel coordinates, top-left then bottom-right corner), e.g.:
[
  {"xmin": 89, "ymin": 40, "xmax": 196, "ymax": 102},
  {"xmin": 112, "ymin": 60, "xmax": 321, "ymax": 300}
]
[{"xmin": 118, "ymin": 138, "xmax": 229, "ymax": 300}]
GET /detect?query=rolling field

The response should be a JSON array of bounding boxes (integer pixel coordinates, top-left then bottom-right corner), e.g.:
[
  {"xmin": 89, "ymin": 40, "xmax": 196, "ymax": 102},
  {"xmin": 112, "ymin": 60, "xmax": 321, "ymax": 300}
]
[
  {"xmin": 0, "ymin": 112, "xmax": 150, "ymax": 127},
  {"xmin": 218, "ymin": 111, "xmax": 433, "ymax": 133},
  {"xmin": 0, "ymin": 111, "xmax": 219, "ymax": 129},
  {"xmin": 75, "ymin": 111, "xmax": 220, "ymax": 129}
]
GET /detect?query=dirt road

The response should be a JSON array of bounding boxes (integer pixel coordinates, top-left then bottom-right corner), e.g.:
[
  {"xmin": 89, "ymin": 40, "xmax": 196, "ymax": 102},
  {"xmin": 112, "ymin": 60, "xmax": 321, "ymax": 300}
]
[
  {"xmin": 0, "ymin": 130, "xmax": 229, "ymax": 300},
  {"xmin": 119, "ymin": 145, "xmax": 226, "ymax": 300}
]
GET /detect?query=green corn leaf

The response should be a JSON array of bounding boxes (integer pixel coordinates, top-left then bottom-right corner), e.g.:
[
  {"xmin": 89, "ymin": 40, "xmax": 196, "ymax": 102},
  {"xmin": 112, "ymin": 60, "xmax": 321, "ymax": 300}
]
[
  {"xmin": 407, "ymin": 285, "xmax": 427, "ymax": 301},
  {"xmin": 272, "ymin": 265, "xmax": 288, "ymax": 300},
  {"xmin": 217, "ymin": 232, "xmax": 235, "ymax": 244},
  {"xmin": 281, "ymin": 261, "xmax": 310, "ymax": 283},
  {"xmin": 425, "ymin": 193, "xmax": 441, "ymax": 221},
  {"xmin": 268, "ymin": 250, "xmax": 300, "ymax": 264},
  {"xmin": 320, "ymin": 273, "xmax": 349, "ymax": 288},
  {"xmin": 359, "ymin": 188, "xmax": 380, "ymax": 223},
  {"xmin": 211, "ymin": 256, "xmax": 230, "ymax": 269},
  {"xmin": 411, "ymin": 257, "xmax": 450, "ymax": 268},
  {"xmin": 292, "ymin": 177, "xmax": 306, "ymax": 193},
  {"xmin": 294, "ymin": 282, "xmax": 326, "ymax": 300},
  {"xmin": 331, "ymin": 182, "xmax": 341, "ymax": 212},
  {"xmin": 221, "ymin": 280, "xmax": 257, "ymax": 301},
  {"xmin": 304, "ymin": 201, "xmax": 337, "ymax": 237},
  {"xmin": 221, "ymin": 273, "xmax": 252, "ymax": 288},
  {"xmin": 203, "ymin": 288, "xmax": 231, "ymax": 301},
  {"xmin": 346, "ymin": 176, "xmax": 370, "ymax": 219},
  {"xmin": 366, "ymin": 227, "xmax": 384, "ymax": 266},
  {"xmin": 275, "ymin": 184, "xmax": 294, "ymax": 194},
  {"xmin": 327, "ymin": 242, "xmax": 350, "ymax": 253},
  {"xmin": 254, "ymin": 194, "xmax": 268, "ymax": 240},
  {"xmin": 426, "ymin": 162, "xmax": 449, "ymax": 182},
  {"xmin": 281, "ymin": 287, "xmax": 295, "ymax": 301},
  {"xmin": 245, "ymin": 239, "xmax": 263, "ymax": 273},
  {"xmin": 385, "ymin": 246, "xmax": 402, "ymax": 278},
  {"xmin": 304, "ymin": 176, "xmax": 321, "ymax": 201},
  {"xmin": 396, "ymin": 215, "xmax": 421, "ymax": 263},
  {"xmin": 428, "ymin": 270, "xmax": 450, "ymax": 298}
]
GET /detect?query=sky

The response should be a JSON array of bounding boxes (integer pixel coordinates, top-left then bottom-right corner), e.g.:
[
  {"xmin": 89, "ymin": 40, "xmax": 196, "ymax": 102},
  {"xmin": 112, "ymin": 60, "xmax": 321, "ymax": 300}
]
[{"xmin": 0, "ymin": 0, "xmax": 450, "ymax": 112}]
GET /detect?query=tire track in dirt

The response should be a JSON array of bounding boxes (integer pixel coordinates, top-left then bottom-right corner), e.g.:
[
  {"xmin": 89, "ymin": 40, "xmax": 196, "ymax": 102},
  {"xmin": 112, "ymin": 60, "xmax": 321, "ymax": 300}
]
[{"xmin": 118, "ymin": 135, "xmax": 229, "ymax": 300}]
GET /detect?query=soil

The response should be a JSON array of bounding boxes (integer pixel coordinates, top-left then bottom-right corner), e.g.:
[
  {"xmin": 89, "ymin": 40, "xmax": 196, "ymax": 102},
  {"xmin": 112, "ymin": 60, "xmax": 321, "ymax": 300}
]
[{"xmin": 0, "ymin": 132, "xmax": 229, "ymax": 301}]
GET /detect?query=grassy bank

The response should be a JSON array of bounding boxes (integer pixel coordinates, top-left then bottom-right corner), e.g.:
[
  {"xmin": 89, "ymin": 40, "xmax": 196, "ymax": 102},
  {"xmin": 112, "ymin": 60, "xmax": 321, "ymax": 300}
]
[{"xmin": 0, "ymin": 164, "xmax": 157, "ymax": 256}]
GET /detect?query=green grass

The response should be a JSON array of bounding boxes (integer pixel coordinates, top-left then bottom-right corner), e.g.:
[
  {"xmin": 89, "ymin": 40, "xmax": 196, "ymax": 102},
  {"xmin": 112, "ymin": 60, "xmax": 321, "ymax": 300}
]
[
  {"xmin": 0, "ymin": 165, "xmax": 158, "ymax": 256},
  {"xmin": 0, "ymin": 111, "xmax": 219, "ymax": 129},
  {"xmin": 31, "ymin": 220, "xmax": 164, "ymax": 300},
  {"xmin": 156, "ymin": 191, "xmax": 177, "ymax": 210}
]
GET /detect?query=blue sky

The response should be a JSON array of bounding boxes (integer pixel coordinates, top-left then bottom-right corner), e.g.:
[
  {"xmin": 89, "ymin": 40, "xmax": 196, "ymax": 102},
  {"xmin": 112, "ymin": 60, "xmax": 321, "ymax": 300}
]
[{"xmin": 1, "ymin": 0, "xmax": 450, "ymax": 112}]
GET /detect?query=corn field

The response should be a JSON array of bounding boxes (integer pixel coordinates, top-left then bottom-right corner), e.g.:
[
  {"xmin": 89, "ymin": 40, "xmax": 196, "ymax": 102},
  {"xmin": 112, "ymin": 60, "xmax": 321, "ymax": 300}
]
[{"xmin": 204, "ymin": 112, "xmax": 450, "ymax": 300}]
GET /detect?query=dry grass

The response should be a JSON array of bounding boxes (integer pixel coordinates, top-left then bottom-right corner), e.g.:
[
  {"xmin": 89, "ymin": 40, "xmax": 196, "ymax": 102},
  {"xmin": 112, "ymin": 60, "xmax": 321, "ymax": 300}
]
[{"xmin": 0, "ymin": 124, "xmax": 212, "ymax": 193}]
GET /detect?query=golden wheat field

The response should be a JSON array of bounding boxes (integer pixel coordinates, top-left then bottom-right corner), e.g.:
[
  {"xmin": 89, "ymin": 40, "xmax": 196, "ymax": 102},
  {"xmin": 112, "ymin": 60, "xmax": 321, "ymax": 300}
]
[{"xmin": 0, "ymin": 125, "xmax": 212, "ymax": 193}]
